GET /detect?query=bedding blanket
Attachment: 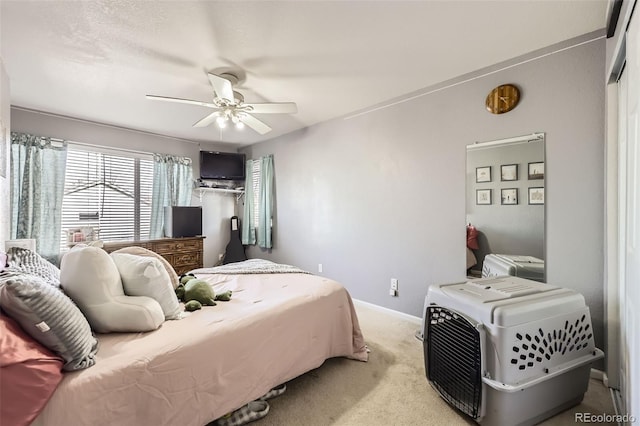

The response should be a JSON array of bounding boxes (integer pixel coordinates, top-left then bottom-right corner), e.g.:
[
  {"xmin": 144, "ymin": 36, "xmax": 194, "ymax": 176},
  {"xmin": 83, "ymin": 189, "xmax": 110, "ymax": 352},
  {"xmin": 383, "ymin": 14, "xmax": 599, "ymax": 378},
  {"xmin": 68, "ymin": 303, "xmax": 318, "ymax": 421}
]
[
  {"xmin": 33, "ymin": 262, "xmax": 368, "ymax": 426},
  {"xmin": 191, "ymin": 258, "xmax": 309, "ymax": 275}
]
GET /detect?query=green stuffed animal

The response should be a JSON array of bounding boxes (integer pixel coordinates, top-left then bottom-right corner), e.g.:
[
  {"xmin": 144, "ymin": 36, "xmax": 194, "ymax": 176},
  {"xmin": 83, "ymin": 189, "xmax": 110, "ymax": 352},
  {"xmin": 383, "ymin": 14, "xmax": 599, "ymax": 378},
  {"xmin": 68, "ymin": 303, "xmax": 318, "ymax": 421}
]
[
  {"xmin": 176, "ymin": 273, "xmax": 197, "ymax": 304},
  {"xmin": 180, "ymin": 274, "xmax": 196, "ymax": 285},
  {"xmin": 184, "ymin": 279, "xmax": 216, "ymax": 306},
  {"xmin": 175, "ymin": 284, "xmax": 186, "ymax": 300},
  {"xmin": 184, "ymin": 300, "xmax": 202, "ymax": 311},
  {"xmin": 175, "ymin": 274, "xmax": 233, "ymax": 311},
  {"xmin": 214, "ymin": 290, "xmax": 233, "ymax": 302}
]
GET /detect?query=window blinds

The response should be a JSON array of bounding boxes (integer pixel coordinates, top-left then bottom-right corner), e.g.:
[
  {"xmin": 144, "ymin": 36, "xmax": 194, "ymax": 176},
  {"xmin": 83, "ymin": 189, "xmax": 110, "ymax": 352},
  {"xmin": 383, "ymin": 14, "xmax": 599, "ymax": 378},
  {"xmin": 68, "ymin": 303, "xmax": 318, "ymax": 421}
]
[
  {"xmin": 60, "ymin": 147, "xmax": 153, "ymax": 249},
  {"xmin": 251, "ymin": 160, "xmax": 261, "ymax": 227}
]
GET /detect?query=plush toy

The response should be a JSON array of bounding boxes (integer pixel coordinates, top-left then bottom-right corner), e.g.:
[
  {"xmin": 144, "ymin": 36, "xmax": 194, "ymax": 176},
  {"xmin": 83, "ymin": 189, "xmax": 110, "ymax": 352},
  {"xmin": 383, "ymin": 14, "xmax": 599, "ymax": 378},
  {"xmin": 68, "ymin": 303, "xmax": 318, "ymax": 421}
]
[
  {"xmin": 179, "ymin": 273, "xmax": 196, "ymax": 285},
  {"xmin": 175, "ymin": 284, "xmax": 185, "ymax": 300},
  {"xmin": 184, "ymin": 300, "xmax": 202, "ymax": 311},
  {"xmin": 175, "ymin": 274, "xmax": 233, "ymax": 311},
  {"xmin": 184, "ymin": 279, "xmax": 216, "ymax": 306},
  {"xmin": 215, "ymin": 290, "xmax": 233, "ymax": 302},
  {"xmin": 175, "ymin": 273, "xmax": 196, "ymax": 303}
]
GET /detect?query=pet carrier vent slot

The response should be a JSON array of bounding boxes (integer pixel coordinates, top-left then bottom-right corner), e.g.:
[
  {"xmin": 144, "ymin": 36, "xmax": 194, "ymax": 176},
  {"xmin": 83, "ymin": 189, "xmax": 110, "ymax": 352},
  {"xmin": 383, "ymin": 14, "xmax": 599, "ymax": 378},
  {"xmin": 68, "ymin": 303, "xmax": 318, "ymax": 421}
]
[
  {"xmin": 495, "ymin": 284, "xmax": 533, "ymax": 294},
  {"xmin": 510, "ymin": 314, "xmax": 591, "ymax": 370},
  {"xmin": 426, "ymin": 307, "xmax": 481, "ymax": 419}
]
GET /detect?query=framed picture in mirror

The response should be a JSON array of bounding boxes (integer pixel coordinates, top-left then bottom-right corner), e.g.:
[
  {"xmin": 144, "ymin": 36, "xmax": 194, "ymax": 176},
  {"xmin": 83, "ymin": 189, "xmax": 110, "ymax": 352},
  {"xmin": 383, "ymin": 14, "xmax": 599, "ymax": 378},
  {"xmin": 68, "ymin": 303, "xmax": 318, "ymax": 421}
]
[
  {"xmin": 476, "ymin": 166, "xmax": 491, "ymax": 183},
  {"xmin": 501, "ymin": 188, "xmax": 518, "ymax": 205},
  {"xmin": 476, "ymin": 189, "xmax": 492, "ymax": 205},
  {"xmin": 500, "ymin": 164, "xmax": 518, "ymax": 181},
  {"xmin": 528, "ymin": 162, "xmax": 544, "ymax": 180},
  {"xmin": 528, "ymin": 187, "xmax": 544, "ymax": 205}
]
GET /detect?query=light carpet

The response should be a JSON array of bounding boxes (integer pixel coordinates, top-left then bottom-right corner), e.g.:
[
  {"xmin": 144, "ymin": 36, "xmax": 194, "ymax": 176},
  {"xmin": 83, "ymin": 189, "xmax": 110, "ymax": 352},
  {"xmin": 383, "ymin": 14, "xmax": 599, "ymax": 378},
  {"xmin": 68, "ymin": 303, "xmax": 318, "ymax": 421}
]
[{"xmin": 252, "ymin": 300, "xmax": 615, "ymax": 426}]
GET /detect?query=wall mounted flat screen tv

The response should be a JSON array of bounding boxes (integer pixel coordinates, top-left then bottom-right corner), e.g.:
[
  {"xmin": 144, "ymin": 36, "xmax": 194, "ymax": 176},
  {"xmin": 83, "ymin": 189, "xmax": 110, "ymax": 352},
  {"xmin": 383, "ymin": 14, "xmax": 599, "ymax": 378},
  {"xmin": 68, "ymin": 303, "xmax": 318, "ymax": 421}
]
[{"xmin": 199, "ymin": 151, "xmax": 246, "ymax": 180}]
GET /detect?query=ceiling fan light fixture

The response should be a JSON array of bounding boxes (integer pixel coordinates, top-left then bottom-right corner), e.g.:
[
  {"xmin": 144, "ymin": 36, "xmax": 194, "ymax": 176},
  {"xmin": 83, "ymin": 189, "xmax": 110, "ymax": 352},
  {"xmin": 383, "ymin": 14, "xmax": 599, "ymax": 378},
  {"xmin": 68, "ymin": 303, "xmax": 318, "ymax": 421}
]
[
  {"xmin": 147, "ymin": 71, "xmax": 296, "ymax": 135},
  {"xmin": 233, "ymin": 91, "xmax": 244, "ymax": 105}
]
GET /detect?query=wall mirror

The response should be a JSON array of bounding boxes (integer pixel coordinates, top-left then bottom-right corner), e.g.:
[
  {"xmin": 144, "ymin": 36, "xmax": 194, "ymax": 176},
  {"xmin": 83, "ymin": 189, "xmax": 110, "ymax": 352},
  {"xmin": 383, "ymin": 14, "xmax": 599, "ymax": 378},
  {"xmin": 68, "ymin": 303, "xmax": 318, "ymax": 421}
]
[{"xmin": 465, "ymin": 133, "xmax": 545, "ymax": 282}]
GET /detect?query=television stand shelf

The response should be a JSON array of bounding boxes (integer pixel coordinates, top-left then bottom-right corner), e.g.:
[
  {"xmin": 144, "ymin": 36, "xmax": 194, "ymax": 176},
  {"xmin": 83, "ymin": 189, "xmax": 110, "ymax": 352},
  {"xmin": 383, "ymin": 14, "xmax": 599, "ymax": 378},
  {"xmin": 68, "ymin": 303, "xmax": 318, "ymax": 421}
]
[{"xmin": 194, "ymin": 187, "xmax": 244, "ymax": 202}]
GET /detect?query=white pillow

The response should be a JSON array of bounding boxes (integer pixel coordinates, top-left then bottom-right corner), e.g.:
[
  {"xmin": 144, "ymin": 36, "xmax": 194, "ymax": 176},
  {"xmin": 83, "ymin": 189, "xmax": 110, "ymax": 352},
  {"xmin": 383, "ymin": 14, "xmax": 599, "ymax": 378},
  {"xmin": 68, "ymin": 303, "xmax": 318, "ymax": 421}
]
[
  {"xmin": 110, "ymin": 252, "xmax": 182, "ymax": 320},
  {"xmin": 112, "ymin": 246, "xmax": 179, "ymax": 289},
  {"xmin": 60, "ymin": 246, "xmax": 164, "ymax": 333}
]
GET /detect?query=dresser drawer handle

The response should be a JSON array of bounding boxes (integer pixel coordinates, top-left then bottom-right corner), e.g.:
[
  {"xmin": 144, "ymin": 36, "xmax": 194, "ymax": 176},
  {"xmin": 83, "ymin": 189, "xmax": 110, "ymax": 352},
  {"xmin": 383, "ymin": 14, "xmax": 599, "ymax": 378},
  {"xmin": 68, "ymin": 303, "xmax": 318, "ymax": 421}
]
[{"xmin": 176, "ymin": 254, "xmax": 194, "ymax": 261}]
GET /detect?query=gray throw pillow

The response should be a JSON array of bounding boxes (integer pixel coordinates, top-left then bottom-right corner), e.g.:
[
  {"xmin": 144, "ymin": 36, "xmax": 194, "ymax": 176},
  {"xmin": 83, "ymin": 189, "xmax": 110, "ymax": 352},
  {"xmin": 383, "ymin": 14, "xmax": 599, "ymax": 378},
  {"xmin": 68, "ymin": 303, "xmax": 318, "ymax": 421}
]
[
  {"xmin": 0, "ymin": 273, "xmax": 98, "ymax": 371},
  {"xmin": 5, "ymin": 247, "xmax": 61, "ymax": 287}
]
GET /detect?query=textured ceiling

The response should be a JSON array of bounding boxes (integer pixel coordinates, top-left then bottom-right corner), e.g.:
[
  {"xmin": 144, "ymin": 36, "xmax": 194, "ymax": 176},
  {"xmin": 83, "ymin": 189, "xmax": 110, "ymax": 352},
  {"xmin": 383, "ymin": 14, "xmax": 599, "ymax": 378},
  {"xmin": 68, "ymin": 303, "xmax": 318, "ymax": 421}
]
[{"xmin": 1, "ymin": 1, "xmax": 608, "ymax": 146}]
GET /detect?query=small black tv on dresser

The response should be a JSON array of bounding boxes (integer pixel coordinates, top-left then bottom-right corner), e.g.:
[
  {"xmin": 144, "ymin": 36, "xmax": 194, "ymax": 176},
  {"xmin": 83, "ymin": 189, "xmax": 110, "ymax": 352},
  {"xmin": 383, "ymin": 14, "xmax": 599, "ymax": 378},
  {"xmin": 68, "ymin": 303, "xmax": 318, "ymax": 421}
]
[{"xmin": 163, "ymin": 206, "xmax": 202, "ymax": 238}]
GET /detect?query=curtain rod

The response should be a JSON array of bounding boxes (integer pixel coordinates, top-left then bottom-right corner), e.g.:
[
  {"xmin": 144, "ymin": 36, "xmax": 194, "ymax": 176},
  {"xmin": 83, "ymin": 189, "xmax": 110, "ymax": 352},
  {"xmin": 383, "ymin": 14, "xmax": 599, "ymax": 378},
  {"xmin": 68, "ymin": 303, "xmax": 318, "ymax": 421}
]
[{"xmin": 66, "ymin": 140, "xmax": 153, "ymax": 158}]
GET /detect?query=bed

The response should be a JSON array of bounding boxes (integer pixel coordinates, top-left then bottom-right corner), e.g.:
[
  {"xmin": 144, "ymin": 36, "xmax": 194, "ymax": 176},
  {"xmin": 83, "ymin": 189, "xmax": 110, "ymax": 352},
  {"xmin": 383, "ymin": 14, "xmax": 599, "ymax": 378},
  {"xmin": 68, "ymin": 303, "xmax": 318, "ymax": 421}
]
[{"xmin": 31, "ymin": 259, "xmax": 368, "ymax": 426}]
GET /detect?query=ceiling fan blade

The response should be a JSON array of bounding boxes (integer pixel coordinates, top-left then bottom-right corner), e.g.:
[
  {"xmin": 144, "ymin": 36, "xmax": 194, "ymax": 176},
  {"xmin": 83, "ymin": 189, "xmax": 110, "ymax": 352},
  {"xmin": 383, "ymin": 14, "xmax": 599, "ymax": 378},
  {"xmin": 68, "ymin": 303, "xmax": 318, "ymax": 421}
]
[
  {"xmin": 245, "ymin": 102, "xmax": 298, "ymax": 114},
  {"xmin": 240, "ymin": 114, "xmax": 272, "ymax": 135},
  {"xmin": 207, "ymin": 73, "xmax": 235, "ymax": 102},
  {"xmin": 146, "ymin": 95, "xmax": 218, "ymax": 109},
  {"xmin": 193, "ymin": 112, "xmax": 220, "ymax": 128}
]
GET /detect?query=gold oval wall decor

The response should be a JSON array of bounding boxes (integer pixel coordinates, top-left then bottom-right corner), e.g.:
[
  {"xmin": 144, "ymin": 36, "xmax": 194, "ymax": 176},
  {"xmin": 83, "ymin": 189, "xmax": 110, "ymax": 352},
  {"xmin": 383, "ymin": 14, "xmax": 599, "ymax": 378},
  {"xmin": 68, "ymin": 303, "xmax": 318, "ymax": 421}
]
[{"xmin": 486, "ymin": 84, "xmax": 520, "ymax": 114}]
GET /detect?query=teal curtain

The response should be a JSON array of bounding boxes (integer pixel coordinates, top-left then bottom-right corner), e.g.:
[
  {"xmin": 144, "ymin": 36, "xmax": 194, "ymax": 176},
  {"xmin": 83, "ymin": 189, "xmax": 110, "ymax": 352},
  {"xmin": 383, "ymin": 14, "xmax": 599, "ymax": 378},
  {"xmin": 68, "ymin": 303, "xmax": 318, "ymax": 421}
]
[
  {"xmin": 10, "ymin": 132, "xmax": 68, "ymax": 263},
  {"xmin": 241, "ymin": 159, "xmax": 256, "ymax": 245},
  {"xmin": 149, "ymin": 154, "xmax": 193, "ymax": 238},
  {"xmin": 257, "ymin": 155, "xmax": 274, "ymax": 249}
]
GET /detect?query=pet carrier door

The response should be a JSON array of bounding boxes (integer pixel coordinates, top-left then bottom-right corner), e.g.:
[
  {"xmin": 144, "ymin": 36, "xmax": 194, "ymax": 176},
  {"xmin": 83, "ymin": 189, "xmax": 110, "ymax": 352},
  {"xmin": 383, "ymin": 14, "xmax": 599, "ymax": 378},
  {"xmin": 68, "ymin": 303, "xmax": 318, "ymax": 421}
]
[{"xmin": 424, "ymin": 306, "xmax": 486, "ymax": 419}]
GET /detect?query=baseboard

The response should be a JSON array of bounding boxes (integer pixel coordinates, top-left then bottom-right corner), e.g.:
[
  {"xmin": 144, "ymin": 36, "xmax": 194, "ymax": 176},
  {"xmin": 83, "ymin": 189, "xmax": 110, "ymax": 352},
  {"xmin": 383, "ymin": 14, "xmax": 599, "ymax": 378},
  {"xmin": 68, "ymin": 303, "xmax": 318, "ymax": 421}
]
[
  {"xmin": 590, "ymin": 368, "xmax": 606, "ymax": 382},
  {"xmin": 610, "ymin": 387, "xmax": 625, "ymax": 417},
  {"xmin": 353, "ymin": 299, "xmax": 422, "ymax": 325}
]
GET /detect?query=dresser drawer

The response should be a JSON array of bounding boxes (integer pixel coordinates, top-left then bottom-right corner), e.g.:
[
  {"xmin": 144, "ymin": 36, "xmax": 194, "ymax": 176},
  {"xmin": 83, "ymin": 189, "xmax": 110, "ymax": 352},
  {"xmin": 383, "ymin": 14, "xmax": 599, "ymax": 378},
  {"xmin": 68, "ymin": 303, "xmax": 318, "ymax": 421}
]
[
  {"xmin": 165, "ymin": 251, "xmax": 202, "ymax": 268},
  {"xmin": 153, "ymin": 239, "xmax": 202, "ymax": 254}
]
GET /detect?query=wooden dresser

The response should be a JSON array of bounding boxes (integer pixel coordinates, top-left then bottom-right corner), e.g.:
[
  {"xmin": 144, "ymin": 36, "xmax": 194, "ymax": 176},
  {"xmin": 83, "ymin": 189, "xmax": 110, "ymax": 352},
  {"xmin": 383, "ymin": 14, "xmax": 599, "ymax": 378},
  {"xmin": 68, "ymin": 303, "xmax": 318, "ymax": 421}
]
[{"xmin": 103, "ymin": 236, "xmax": 205, "ymax": 275}]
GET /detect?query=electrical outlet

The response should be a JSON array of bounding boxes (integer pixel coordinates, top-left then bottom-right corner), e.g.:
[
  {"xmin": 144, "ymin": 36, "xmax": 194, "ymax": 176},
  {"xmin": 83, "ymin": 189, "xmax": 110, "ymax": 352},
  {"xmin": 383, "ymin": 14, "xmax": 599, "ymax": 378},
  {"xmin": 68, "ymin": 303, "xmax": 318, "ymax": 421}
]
[
  {"xmin": 389, "ymin": 278, "xmax": 398, "ymax": 297},
  {"xmin": 318, "ymin": 263, "xmax": 323, "ymax": 273},
  {"xmin": 218, "ymin": 253, "xmax": 224, "ymax": 261},
  {"xmin": 390, "ymin": 278, "xmax": 398, "ymax": 291}
]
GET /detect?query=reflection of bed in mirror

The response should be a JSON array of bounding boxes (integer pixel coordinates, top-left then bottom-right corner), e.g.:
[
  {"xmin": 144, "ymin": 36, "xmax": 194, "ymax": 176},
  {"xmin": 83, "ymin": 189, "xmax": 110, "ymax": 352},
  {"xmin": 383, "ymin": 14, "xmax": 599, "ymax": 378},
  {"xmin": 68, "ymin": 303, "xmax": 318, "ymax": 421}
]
[{"xmin": 482, "ymin": 253, "xmax": 545, "ymax": 282}]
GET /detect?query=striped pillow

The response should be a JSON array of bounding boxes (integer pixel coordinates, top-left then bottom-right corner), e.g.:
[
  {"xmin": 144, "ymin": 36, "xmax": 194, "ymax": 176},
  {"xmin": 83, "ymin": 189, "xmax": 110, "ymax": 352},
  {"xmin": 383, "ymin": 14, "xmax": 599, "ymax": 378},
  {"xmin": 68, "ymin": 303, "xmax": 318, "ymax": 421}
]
[
  {"xmin": 0, "ymin": 273, "xmax": 98, "ymax": 371},
  {"xmin": 5, "ymin": 247, "xmax": 61, "ymax": 287}
]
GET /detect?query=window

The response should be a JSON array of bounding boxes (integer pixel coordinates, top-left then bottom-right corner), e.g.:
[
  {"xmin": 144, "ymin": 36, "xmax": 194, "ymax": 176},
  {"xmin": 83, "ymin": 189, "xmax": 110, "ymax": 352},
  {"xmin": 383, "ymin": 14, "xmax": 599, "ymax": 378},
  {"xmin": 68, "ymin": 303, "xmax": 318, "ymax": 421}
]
[
  {"xmin": 250, "ymin": 160, "xmax": 261, "ymax": 227},
  {"xmin": 60, "ymin": 146, "xmax": 153, "ymax": 249},
  {"xmin": 242, "ymin": 155, "xmax": 274, "ymax": 248}
]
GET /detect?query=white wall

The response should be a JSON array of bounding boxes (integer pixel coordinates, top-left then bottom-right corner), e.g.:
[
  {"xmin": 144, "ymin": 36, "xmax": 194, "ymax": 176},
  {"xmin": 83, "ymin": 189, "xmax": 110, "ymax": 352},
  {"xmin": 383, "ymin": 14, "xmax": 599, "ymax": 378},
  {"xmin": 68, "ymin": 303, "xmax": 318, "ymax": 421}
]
[
  {"xmin": 10, "ymin": 108, "xmax": 238, "ymax": 266},
  {"xmin": 190, "ymin": 188, "xmax": 238, "ymax": 266},
  {"xmin": 243, "ymin": 32, "xmax": 607, "ymax": 365}
]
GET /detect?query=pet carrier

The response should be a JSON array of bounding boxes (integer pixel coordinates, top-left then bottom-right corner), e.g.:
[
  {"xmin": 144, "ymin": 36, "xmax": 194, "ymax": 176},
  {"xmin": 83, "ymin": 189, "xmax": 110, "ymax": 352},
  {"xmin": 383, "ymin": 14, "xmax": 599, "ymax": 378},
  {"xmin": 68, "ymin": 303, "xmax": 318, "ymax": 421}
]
[
  {"xmin": 423, "ymin": 276, "xmax": 603, "ymax": 426},
  {"xmin": 482, "ymin": 254, "xmax": 545, "ymax": 282}
]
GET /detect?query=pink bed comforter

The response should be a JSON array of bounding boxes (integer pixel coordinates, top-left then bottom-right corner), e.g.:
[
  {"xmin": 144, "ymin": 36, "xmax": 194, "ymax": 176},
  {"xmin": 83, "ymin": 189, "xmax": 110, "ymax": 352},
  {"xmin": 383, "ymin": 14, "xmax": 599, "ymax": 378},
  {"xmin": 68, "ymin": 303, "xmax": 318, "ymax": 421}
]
[{"xmin": 33, "ymin": 271, "xmax": 368, "ymax": 426}]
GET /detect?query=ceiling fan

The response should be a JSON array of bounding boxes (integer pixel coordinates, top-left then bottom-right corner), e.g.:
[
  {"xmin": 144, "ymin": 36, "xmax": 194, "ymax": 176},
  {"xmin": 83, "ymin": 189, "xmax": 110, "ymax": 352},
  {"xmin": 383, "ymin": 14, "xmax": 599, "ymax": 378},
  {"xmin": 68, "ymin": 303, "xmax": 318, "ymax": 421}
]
[{"xmin": 146, "ymin": 72, "xmax": 297, "ymax": 135}]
